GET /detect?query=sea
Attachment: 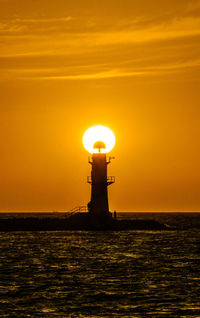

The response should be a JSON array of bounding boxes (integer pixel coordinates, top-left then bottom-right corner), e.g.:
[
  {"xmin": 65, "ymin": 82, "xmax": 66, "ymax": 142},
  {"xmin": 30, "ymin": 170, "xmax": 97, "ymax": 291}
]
[{"xmin": 0, "ymin": 213, "xmax": 200, "ymax": 318}]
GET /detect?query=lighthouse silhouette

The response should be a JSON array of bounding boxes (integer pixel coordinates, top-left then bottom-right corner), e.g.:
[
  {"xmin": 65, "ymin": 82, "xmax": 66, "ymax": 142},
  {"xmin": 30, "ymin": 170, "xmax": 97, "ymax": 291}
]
[{"xmin": 87, "ymin": 141, "xmax": 115, "ymax": 225}]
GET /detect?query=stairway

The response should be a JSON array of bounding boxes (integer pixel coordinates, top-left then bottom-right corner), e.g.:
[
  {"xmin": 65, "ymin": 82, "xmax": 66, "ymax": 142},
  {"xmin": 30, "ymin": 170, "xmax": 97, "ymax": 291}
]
[{"xmin": 65, "ymin": 206, "xmax": 88, "ymax": 218}]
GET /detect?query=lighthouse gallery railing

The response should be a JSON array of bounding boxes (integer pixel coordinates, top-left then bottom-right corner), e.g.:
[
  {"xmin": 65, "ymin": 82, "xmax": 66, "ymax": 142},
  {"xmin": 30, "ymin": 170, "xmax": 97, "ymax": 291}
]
[{"xmin": 87, "ymin": 176, "xmax": 115, "ymax": 185}]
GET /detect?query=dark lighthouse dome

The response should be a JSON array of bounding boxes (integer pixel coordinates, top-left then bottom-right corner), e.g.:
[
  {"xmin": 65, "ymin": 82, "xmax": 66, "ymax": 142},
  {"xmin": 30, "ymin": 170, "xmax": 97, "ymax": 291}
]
[{"xmin": 93, "ymin": 141, "xmax": 106, "ymax": 152}]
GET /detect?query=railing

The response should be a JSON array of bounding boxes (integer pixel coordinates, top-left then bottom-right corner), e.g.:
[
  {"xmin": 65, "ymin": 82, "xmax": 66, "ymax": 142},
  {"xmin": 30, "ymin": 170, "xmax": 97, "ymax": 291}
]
[
  {"xmin": 87, "ymin": 176, "xmax": 115, "ymax": 185},
  {"xmin": 87, "ymin": 176, "xmax": 92, "ymax": 184},
  {"xmin": 65, "ymin": 206, "xmax": 88, "ymax": 218},
  {"xmin": 107, "ymin": 176, "xmax": 115, "ymax": 185}
]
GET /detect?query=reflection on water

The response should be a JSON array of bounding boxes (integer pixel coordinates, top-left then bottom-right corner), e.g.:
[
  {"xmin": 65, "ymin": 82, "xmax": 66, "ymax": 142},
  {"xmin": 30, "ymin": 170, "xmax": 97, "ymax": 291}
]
[{"xmin": 0, "ymin": 230, "xmax": 200, "ymax": 317}]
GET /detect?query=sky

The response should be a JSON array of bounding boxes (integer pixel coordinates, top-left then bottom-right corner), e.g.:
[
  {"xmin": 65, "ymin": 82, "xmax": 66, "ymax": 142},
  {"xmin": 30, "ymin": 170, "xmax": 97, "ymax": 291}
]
[{"xmin": 0, "ymin": 0, "xmax": 200, "ymax": 212}]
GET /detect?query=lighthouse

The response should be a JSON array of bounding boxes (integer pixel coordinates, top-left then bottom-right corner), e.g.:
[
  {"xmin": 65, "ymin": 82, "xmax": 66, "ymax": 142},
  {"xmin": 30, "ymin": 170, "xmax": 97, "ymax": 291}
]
[{"xmin": 87, "ymin": 141, "xmax": 115, "ymax": 224}]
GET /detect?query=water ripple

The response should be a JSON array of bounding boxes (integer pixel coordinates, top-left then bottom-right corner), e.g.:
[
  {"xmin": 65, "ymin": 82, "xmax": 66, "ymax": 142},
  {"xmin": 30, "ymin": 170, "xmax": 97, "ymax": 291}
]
[{"xmin": 0, "ymin": 230, "xmax": 200, "ymax": 317}]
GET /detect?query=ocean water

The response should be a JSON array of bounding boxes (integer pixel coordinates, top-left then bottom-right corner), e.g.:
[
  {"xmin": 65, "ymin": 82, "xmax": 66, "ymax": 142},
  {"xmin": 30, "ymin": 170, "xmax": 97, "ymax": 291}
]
[{"xmin": 0, "ymin": 229, "xmax": 200, "ymax": 317}]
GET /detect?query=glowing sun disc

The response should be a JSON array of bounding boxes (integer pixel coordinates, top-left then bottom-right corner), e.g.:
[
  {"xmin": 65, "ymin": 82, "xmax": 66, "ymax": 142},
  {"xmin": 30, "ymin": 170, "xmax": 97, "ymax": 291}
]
[{"xmin": 83, "ymin": 125, "xmax": 115, "ymax": 153}]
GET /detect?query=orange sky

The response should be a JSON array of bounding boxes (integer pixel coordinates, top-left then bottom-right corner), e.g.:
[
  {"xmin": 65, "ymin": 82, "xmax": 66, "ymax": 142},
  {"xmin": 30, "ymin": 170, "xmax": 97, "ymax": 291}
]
[{"xmin": 0, "ymin": 0, "xmax": 200, "ymax": 212}]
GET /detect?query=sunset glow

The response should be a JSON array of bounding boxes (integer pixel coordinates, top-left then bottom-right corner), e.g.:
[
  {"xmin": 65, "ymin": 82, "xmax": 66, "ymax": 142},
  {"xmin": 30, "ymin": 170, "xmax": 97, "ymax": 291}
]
[
  {"xmin": 0, "ymin": 0, "xmax": 200, "ymax": 212},
  {"xmin": 83, "ymin": 126, "xmax": 115, "ymax": 153}
]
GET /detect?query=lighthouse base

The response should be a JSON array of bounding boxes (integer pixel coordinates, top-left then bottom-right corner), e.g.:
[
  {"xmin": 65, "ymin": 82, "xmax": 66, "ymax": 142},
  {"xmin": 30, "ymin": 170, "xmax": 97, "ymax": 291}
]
[{"xmin": 88, "ymin": 210, "xmax": 113, "ymax": 229}]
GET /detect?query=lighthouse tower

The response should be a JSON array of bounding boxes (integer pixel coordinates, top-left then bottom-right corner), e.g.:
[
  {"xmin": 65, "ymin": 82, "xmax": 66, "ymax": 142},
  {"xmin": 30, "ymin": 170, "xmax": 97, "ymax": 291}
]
[{"xmin": 87, "ymin": 141, "xmax": 115, "ymax": 224}]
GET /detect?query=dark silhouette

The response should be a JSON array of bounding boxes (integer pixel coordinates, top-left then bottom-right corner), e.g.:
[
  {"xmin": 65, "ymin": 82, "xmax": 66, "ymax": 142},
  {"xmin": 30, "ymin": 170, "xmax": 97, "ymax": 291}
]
[
  {"xmin": 0, "ymin": 214, "xmax": 169, "ymax": 231},
  {"xmin": 0, "ymin": 142, "xmax": 170, "ymax": 231},
  {"xmin": 87, "ymin": 141, "xmax": 114, "ymax": 227}
]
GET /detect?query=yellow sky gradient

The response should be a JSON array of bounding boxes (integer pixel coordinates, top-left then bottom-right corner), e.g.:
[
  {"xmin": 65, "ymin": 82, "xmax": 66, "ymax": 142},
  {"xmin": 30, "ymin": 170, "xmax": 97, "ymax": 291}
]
[{"xmin": 0, "ymin": 0, "xmax": 200, "ymax": 212}]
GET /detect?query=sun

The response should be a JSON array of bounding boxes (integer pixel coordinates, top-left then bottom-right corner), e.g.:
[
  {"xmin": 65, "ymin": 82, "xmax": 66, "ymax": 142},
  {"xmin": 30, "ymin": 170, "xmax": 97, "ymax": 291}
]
[{"xmin": 83, "ymin": 125, "xmax": 115, "ymax": 153}]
